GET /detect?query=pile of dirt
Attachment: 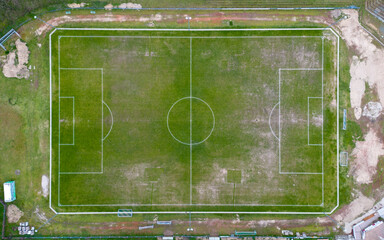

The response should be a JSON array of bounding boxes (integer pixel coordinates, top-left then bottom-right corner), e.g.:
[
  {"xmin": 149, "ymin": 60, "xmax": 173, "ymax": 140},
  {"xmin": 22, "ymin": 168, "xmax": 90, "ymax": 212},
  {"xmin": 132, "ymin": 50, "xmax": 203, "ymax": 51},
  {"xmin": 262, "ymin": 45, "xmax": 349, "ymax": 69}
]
[
  {"xmin": 41, "ymin": 175, "xmax": 49, "ymax": 198},
  {"xmin": 350, "ymin": 129, "xmax": 384, "ymax": 184},
  {"xmin": 104, "ymin": 4, "xmax": 113, "ymax": 10},
  {"xmin": 67, "ymin": 3, "xmax": 86, "ymax": 8},
  {"xmin": 2, "ymin": 39, "xmax": 30, "ymax": 79},
  {"xmin": 330, "ymin": 9, "xmax": 342, "ymax": 19},
  {"xmin": 6, "ymin": 204, "xmax": 23, "ymax": 223},
  {"xmin": 104, "ymin": 3, "xmax": 142, "ymax": 10},
  {"xmin": 335, "ymin": 10, "xmax": 384, "ymax": 120},
  {"xmin": 362, "ymin": 102, "xmax": 382, "ymax": 120},
  {"xmin": 118, "ymin": 3, "xmax": 142, "ymax": 9}
]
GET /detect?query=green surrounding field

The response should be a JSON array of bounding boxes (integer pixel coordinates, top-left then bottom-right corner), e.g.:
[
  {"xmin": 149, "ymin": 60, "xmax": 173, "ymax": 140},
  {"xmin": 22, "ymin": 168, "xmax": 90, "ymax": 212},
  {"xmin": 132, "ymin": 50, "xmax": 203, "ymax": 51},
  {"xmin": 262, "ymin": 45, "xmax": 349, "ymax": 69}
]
[{"xmin": 50, "ymin": 28, "xmax": 338, "ymax": 213}]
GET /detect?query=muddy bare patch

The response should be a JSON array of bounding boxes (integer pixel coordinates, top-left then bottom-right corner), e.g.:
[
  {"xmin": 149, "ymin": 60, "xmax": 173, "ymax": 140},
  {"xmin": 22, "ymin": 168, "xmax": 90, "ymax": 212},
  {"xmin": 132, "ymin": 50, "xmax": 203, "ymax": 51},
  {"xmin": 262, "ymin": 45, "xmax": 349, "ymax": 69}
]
[
  {"xmin": 362, "ymin": 101, "xmax": 382, "ymax": 120},
  {"xmin": 350, "ymin": 129, "xmax": 384, "ymax": 184},
  {"xmin": 312, "ymin": 115, "xmax": 323, "ymax": 127},
  {"xmin": 335, "ymin": 10, "xmax": 384, "ymax": 120},
  {"xmin": 103, "ymin": 3, "xmax": 142, "ymax": 10},
  {"xmin": 35, "ymin": 14, "xmax": 166, "ymax": 36},
  {"xmin": 2, "ymin": 39, "xmax": 29, "ymax": 79},
  {"xmin": 67, "ymin": 3, "xmax": 86, "ymax": 8},
  {"xmin": 118, "ymin": 3, "xmax": 142, "ymax": 9},
  {"xmin": 104, "ymin": 4, "xmax": 113, "ymax": 10},
  {"xmin": 41, "ymin": 175, "xmax": 49, "ymax": 198},
  {"xmin": 6, "ymin": 204, "xmax": 23, "ymax": 223}
]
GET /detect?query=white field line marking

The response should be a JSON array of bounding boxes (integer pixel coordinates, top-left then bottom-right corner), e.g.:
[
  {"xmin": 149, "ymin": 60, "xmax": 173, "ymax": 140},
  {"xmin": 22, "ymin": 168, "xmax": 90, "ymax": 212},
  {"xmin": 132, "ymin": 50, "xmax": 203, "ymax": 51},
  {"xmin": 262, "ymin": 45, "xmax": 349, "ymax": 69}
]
[
  {"xmin": 60, "ymin": 172, "xmax": 103, "ymax": 175},
  {"xmin": 102, "ymin": 100, "xmax": 114, "ymax": 141},
  {"xmin": 307, "ymin": 97, "xmax": 323, "ymax": 146},
  {"xmin": 279, "ymin": 172, "xmax": 323, "ymax": 175},
  {"xmin": 59, "ymin": 96, "xmax": 75, "ymax": 146},
  {"xmin": 278, "ymin": 69, "xmax": 281, "ymax": 173},
  {"xmin": 190, "ymin": 37, "xmax": 193, "ymax": 205},
  {"xmin": 268, "ymin": 102, "xmax": 280, "ymax": 141},
  {"xmin": 57, "ymin": 27, "xmax": 332, "ymax": 31},
  {"xmin": 321, "ymin": 37, "xmax": 325, "ymax": 205},
  {"xmin": 101, "ymin": 69, "xmax": 104, "ymax": 173},
  {"xmin": 50, "ymin": 28, "xmax": 339, "ymax": 214},
  {"xmin": 59, "ymin": 203, "xmax": 322, "ymax": 207},
  {"xmin": 335, "ymin": 27, "xmax": 340, "ymax": 212},
  {"xmin": 60, "ymin": 36, "xmax": 323, "ymax": 39},
  {"xmin": 326, "ymin": 27, "xmax": 340, "ymax": 214},
  {"xmin": 279, "ymin": 68, "xmax": 323, "ymax": 71},
  {"xmin": 49, "ymin": 28, "xmax": 58, "ymax": 214},
  {"xmin": 57, "ymin": 210, "xmax": 336, "ymax": 215},
  {"xmin": 307, "ymin": 97, "xmax": 310, "ymax": 145},
  {"xmin": 57, "ymin": 36, "xmax": 61, "ymax": 206},
  {"xmin": 60, "ymin": 68, "xmax": 103, "ymax": 70}
]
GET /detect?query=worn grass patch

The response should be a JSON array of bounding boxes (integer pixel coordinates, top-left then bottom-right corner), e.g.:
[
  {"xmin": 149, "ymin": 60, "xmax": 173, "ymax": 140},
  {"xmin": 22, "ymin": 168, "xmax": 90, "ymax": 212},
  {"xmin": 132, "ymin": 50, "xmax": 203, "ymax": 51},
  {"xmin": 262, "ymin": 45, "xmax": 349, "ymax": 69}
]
[{"xmin": 50, "ymin": 29, "xmax": 338, "ymax": 213}]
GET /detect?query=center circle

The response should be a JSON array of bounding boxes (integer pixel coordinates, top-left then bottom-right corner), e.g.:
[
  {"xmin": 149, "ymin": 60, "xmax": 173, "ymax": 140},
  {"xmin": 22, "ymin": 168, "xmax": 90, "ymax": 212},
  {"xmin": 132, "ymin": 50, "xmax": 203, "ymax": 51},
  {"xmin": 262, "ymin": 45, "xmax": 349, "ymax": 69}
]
[{"xmin": 167, "ymin": 97, "xmax": 215, "ymax": 145}]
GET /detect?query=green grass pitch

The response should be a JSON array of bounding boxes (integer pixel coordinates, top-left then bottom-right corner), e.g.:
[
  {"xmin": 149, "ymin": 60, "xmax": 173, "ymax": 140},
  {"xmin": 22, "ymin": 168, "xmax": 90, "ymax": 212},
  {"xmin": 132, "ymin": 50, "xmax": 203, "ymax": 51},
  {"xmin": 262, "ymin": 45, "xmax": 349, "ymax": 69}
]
[{"xmin": 50, "ymin": 28, "xmax": 339, "ymax": 214}]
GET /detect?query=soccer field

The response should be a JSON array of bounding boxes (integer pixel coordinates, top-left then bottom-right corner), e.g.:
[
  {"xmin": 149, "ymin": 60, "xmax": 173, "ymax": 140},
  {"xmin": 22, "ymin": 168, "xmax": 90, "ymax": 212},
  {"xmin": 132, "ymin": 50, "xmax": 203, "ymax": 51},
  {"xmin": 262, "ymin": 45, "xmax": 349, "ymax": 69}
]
[{"xmin": 50, "ymin": 28, "xmax": 339, "ymax": 214}]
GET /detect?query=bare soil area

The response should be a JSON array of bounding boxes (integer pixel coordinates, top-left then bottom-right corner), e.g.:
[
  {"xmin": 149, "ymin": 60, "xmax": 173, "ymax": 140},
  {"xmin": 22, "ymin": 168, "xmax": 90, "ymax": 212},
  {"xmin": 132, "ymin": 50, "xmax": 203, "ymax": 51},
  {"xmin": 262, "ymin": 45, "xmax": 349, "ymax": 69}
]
[
  {"xmin": 350, "ymin": 129, "xmax": 384, "ymax": 184},
  {"xmin": 67, "ymin": 3, "xmax": 86, "ymax": 8},
  {"xmin": 334, "ymin": 10, "xmax": 384, "ymax": 120},
  {"xmin": 34, "ymin": 11, "xmax": 334, "ymax": 36},
  {"xmin": 6, "ymin": 204, "xmax": 23, "ymax": 223},
  {"xmin": 41, "ymin": 175, "xmax": 49, "ymax": 198},
  {"xmin": 2, "ymin": 39, "xmax": 30, "ymax": 79}
]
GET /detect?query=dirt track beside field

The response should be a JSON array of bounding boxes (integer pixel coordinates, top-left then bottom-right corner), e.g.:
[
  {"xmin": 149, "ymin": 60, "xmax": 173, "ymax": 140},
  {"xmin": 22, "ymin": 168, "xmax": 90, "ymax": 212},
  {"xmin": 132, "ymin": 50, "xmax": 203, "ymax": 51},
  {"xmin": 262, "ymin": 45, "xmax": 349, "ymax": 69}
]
[{"xmin": 29, "ymin": 8, "xmax": 384, "ymax": 235}]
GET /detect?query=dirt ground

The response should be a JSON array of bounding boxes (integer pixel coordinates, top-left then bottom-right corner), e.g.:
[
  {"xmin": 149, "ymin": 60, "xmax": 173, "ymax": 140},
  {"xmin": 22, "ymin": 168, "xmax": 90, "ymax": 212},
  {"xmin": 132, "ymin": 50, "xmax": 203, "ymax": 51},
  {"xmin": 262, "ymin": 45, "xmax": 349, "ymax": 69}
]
[
  {"xmin": 6, "ymin": 204, "xmax": 23, "ymax": 223},
  {"xmin": 2, "ymin": 39, "xmax": 30, "ymax": 79},
  {"xmin": 67, "ymin": 3, "xmax": 87, "ymax": 9},
  {"xmin": 350, "ymin": 128, "xmax": 384, "ymax": 184},
  {"xmin": 74, "ymin": 217, "xmax": 334, "ymax": 236},
  {"xmin": 329, "ymin": 9, "xmax": 384, "ymax": 232},
  {"xmin": 26, "ymin": 8, "xmax": 384, "ymax": 235},
  {"xmin": 41, "ymin": 175, "xmax": 49, "ymax": 198},
  {"xmin": 34, "ymin": 11, "xmax": 334, "ymax": 36},
  {"xmin": 335, "ymin": 10, "xmax": 384, "ymax": 120}
]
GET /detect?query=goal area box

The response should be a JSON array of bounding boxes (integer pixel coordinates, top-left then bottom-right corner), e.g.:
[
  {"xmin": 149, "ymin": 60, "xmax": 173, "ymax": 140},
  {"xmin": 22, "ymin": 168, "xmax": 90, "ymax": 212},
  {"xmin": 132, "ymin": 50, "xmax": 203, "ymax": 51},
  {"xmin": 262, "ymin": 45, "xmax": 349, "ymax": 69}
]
[{"xmin": 49, "ymin": 28, "xmax": 340, "ymax": 214}]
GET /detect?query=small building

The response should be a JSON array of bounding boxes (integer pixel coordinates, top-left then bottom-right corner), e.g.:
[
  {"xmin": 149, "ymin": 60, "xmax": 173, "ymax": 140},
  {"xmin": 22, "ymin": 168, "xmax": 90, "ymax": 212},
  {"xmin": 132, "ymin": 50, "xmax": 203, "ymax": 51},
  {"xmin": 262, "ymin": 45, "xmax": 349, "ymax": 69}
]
[
  {"xmin": 378, "ymin": 207, "xmax": 384, "ymax": 218},
  {"xmin": 3, "ymin": 181, "xmax": 16, "ymax": 202}
]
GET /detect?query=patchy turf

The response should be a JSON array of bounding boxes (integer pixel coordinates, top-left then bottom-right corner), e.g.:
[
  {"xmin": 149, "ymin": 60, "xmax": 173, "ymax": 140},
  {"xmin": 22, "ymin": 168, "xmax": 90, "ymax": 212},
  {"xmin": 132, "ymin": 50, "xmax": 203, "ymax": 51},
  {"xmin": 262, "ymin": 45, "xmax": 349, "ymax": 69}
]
[{"xmin": 50, "ymin": 29, "xmax": 338, "ymax": 214}]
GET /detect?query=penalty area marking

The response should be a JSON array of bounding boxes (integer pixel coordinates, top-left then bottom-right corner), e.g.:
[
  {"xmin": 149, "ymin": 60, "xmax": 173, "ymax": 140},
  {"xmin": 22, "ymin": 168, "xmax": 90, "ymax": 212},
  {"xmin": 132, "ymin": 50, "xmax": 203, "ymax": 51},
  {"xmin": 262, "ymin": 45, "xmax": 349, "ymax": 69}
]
[{"xmin": 57, "ymin": 66, "xmax": 104, "ymax": 207}]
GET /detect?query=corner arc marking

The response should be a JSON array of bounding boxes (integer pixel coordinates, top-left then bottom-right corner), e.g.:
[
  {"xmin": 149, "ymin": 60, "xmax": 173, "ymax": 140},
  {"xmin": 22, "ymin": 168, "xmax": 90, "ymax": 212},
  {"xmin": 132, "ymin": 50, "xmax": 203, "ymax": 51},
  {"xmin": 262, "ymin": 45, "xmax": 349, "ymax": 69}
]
[
  {"xmin": 269, "ymin": 102, "xmax": 280, "ymax": 141},
  {"xmin": 102, "ymin": 100, "xmax": 114, "ymax": 141}
]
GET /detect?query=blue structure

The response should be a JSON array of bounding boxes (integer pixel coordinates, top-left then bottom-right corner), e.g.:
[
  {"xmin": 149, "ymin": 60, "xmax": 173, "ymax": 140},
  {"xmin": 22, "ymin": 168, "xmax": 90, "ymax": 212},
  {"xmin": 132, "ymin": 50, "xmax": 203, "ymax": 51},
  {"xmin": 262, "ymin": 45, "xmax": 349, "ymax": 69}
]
[
  {"xmin": 3, "ymin": 181, "xmax": 16, "ymax": 202},
  {"xmin": 343, "ymin": 109, "xmax": 347, "ymax": 130}
]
